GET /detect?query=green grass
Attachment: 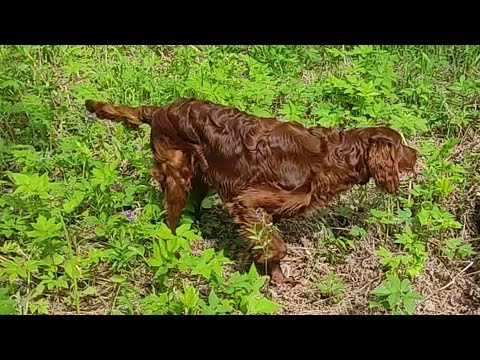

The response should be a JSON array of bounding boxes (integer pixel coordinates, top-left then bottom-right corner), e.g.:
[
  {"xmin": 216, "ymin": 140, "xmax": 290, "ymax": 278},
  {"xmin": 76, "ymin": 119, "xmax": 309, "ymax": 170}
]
[{"xmin": 0, "ymin": 45, "xmax": 479, "ymax": 315}]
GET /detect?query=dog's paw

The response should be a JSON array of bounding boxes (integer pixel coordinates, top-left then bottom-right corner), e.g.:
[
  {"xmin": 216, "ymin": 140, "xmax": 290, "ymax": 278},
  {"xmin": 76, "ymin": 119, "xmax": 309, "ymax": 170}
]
[{"xmin": 269, "ymin": 269, "xmax": 299, "ymax": 287}]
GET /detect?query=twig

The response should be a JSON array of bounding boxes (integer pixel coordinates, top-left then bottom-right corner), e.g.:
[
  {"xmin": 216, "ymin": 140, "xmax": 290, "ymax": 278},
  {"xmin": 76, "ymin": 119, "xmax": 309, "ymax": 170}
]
[
  {"xmin": 424, "ymin": 261, "xmax": 474, "ymax": 301},
  {"xmin": 352, "ymin": 275, "xmax": 382, "ymax": 295},
  {"xmin": 297, "ymin": 310, "xmax": 327, "ymax": 315},
  {"xmin": 289, "ymin": 246, "xmax": 317, "ymax": 250},
  {"xmin": 189, "ymin": 45, "xmax": 202, "ymax": 53},
  {"xmin": 330, "ymin": 227, "xmax": 350, "ymax": 231},
  {"xmin": 465, "ymin": 269, "xmax": 480, "ymax": 277}
]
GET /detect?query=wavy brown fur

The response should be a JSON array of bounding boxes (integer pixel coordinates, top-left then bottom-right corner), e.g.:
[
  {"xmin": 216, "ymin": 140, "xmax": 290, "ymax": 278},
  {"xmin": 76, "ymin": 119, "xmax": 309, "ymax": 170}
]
[{"xmin": 86, "ymin": 97, "xmax": 418, "ymax": 284}]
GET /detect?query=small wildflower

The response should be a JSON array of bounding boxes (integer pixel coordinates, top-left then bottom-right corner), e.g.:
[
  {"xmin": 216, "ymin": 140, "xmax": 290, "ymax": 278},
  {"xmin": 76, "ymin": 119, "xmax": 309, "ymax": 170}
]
[
  {"xmin": 39, "ymin": 152, "xmax": 52, "ymax": 162},
  {"xmin": 124, "ymin": 210, "xmax": 137, "ymax": 222}
]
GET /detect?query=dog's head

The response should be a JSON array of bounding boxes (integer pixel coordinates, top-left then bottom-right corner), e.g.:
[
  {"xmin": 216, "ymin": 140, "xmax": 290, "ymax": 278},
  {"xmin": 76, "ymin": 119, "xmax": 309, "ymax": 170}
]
[{"xmin": 362, "ymin": 127, "xmax": 419, "ymax": 194}]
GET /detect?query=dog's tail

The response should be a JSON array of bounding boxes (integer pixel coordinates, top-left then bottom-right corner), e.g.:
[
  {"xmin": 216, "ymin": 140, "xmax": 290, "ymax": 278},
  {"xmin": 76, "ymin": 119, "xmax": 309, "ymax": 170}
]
[{"xmin": 85, "ymin": 100, "xmax": 158, "ymax": 127}]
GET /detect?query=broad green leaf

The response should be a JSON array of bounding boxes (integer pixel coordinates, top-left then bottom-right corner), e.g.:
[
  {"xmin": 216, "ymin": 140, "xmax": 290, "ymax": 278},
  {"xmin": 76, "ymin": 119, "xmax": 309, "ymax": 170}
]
[
  {"xmin": 0, "ymin": 298, "xmax": 16, "ymax": 315},
  {"xmin": 53, "ymin": 254, "xmax": 64, "ymax": 266},
  {"xmin": 248, "ymin": 297, "xmax": 282, "ymax": 314},
  {"xmin": 154, "ymin": 223, "xmax": 174, "ymax": 240},
  {"xmin": 400, "ymin": 279, "xmax": 411, "ymax": 293},
  {"xmin": 111, "ymin": 275, "xmax": 126, "ymax": 283},
  {"xmin": 63, "ymin": 260, "xmax": 75, "ymax": 279},
  {"xmin": 403, "ymin": 297, "xmax": 417, "ymax": 314},
  {"xmin": 372, "ymin": 284, "xmax": 391, "ymax": 297},
  {"xmin": 82, "ymin": 286, "xmax": 97, "ymax": 295},
  {"xmin": 147, "ymin": 258, "xmax": 163, "ymax": 267},
  {"xmin": 208, "ymin": 290, "xmax": 219, "ymax": 309},
  {"xmin": 201, "ymin": 196, "xmax": 215, "ymax": 209},
  {"xmin": 387, "ymin": 292, "xmax": 400, "ymax": 308}
]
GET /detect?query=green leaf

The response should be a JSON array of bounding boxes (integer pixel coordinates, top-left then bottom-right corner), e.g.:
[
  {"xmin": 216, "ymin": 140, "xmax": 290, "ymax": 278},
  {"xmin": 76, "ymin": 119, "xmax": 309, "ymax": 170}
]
[
  {"xmin": 394, "ymin": 208, "xmax": 412, "ymax": 223},
  {"xmin": 349, "ymin": 226, "xmax": 367, "ymax": 237},
  {"xmin": 405, "ymin": 291, "xmax": 423, "ymax": 301},
  {"xmin": 400, "ymin": 279, "xmax": 410, "ymax": 293},
  {"xmin": 0, "ymin": 79, "xmax": 22, "ymax": 89},
  {"xmin": 128, "ymin": 245, "xmax": 145, "ymax": 257},
  {"xmin": 111, "ymin": 275, "xmax": 126, "ymax": 283},
  {"xmin": 201, "ymin": 196, "xmax": 215, "ymax": 209},
  {"xmin": 403, "ymin": 298, "xmax": 417, "ymax": 314},
  {"xmin": 376, "ymin": 246, "xmax": 392, "ymax": 258},
  {"xmin": 147, "ymin": 258, "xmax": 163, "ymax": 267},
  {"xmin": 372, "ymin": 284, "xmax": 391, "ymax": 297},
  {"xmin": 208, "ymin": 290, "xmax": 219, "ymax": 309},
  {"xmin": 251, "ymin": 107, "xmax": 272, "ymax": 118},
  {"xmin": 216, "ymin": 304, "xmax": 234, "ymax": 314},
  {"xmin": 154, "ymin": 223, "xmax": 174, "ymax": 240},
  {"xmin": 191, "ymin": 263, "xmax": 212, "ymax": 279},
  {"xmin": 154, "ymin": 266, "xmax": 169, "ymax": 278},
  {"xmin": 158, "ymin": 239, "xmax": 169, "ymax": 259},
  {"xmin": 0, "ymin": 299, "xmax": 16, "ymax": 315},
  {"xmin": 248, "ymin": 263, "xmax": 259, "ymax": 279},
  {"xmin": 63, "ymin": 260, "xmax": 76, "ymax": 279},
  {"xmin": 250, "ymin": 276, "xmax": 267, "ymax": 292},
  {"xmin": 56, "ymin": 278, "xmax": 69, "ymax": 289},
  {"xmin": 387, "ymin": 275, "xmax": 402, "ymax": 290},
  {"xmin": 201, "ymin": 248, "xmax": 215, "ymax": 262},
  {"xmin": 82, "ymin": 286, "xmax": 97, "ymax": 295},
  {"xmin": 0, "ymin": 288, "xmax": 16, "ymax": 315},
  {"xmin": 368, "ymin": 300, "xmax": 382, "ymax": 309},
  {"xmin": 62, "ymin": 192, "xmax": 85, "ymax": 214},
  {"xmin": 53, "ymin": 254, "xmax": 64, "ymax": 266},
  {"xmin": 181, "ymin": 230, "xmax": 201, "ymax": 241},
  {"xmin": 387, "ymin": 292, "xmax": 400, "ymax": 308},
  {"xmin": 176, "ymin": 224, "xmax": 192, "ymax": 236},
  {"xmin": 180, "ymin": 284, "xmax": 199, "ymax": 309},
  {"xmin": 417, "ymin": 209, "xmax": 431, "ymax": 226},
  {"xmin": 248, "ymin": 297, "xmax": 282, "ymax": 314},
  {"xmin": 0, "ymin": 229, "xmax": 13, "ymax": 238},
  {"xmin": 202, "ymin": 307, "xmax": 215, "ymax": 315}
]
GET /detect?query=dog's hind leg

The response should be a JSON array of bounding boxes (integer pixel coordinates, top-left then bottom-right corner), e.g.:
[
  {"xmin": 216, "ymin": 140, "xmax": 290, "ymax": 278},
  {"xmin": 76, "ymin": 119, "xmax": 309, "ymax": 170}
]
[{"xmin": 152, "ymin": 149, "xmax": 194, "ymax": 234}]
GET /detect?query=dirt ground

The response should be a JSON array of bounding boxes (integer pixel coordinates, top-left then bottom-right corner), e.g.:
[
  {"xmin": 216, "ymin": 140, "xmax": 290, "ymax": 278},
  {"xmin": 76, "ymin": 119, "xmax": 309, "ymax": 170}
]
[{"xmin": 197, "ymin": 192, "xmax": 480, "ymax": 315}]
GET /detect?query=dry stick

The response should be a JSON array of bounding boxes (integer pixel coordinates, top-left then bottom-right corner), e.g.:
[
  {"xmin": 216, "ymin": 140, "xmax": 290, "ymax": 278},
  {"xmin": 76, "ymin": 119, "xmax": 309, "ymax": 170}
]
[
  {"xmin": 289, "ymin": 246, "xmax": 317, "ymax": 250},
  {"xmin": 352, "ymin": 275, "xmax": 382, "ymax": 296},
  {"xmin": 424, "ymin": 261, "xmax": 474, "ymax": 301},
  {"xmin": 331, "ymin": 227, "xmax": 350, "ymax": 231},
  {"xmin": 189, "ymin": 45, "xmax": 202, "ymax": 53},
  {"xmin": 465, "ymin": 269, "xmax": 480, "ymax": 277}
]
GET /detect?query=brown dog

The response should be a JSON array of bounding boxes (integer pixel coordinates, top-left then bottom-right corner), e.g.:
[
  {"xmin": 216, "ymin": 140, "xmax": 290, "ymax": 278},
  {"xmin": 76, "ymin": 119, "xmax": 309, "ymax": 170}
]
[{"xmin": 85, "ymin": 98, "xmax": 418, "ymax": 284}]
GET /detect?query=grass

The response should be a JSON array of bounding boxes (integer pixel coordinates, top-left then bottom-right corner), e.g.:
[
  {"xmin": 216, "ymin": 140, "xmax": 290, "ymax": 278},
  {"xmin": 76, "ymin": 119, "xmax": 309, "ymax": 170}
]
[{"xmin": 0, "ymin": 45, "xmax": 479, "ymax": 315}]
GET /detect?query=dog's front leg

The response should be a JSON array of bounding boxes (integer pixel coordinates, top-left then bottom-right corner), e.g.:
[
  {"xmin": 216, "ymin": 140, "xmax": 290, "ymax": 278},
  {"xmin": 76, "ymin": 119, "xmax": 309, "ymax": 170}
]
[{"xmin": 226, "ymin": 199, "xmax": 296, "ymax": 286}]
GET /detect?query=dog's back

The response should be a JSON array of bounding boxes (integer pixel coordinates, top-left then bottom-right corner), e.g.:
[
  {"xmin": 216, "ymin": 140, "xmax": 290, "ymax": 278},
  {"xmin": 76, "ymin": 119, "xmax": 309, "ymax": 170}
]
[{"xmin": 154, "ymin": 98, "xmax": 322, "ymax": 199}]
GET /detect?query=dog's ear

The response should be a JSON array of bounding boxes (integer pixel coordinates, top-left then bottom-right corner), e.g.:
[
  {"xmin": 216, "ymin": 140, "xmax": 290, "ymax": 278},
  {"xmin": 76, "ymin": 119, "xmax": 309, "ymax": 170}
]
[{"xmin": 367, "ymin": 138, "xmax": 400, "ymax": 194}]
